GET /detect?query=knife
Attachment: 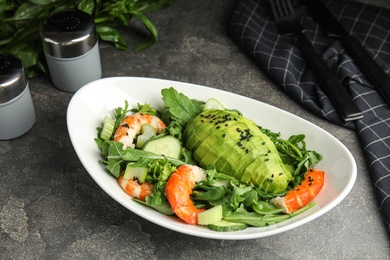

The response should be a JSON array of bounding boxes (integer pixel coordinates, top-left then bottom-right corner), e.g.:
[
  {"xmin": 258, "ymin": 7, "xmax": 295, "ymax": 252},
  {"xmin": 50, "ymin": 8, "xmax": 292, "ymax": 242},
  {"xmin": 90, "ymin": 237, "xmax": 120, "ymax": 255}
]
[{"xmin": 299, "ymin": 0, "xmax": 390, "ymax": 106}]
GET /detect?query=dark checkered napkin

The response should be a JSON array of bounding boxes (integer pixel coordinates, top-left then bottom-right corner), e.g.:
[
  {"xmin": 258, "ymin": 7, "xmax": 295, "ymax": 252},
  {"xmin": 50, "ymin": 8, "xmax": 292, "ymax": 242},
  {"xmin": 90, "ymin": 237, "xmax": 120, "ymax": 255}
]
[{"xmin": 229, "ymin": 0, "xmax": 390, "ymax": 234}]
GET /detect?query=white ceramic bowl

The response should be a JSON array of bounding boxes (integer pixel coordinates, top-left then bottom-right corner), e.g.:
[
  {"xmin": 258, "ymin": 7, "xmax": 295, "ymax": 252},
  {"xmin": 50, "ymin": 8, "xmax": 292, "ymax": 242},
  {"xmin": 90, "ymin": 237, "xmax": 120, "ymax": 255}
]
[{"xmin": 67, "ymin": 77, "xmax": 356, "ymax": 240}]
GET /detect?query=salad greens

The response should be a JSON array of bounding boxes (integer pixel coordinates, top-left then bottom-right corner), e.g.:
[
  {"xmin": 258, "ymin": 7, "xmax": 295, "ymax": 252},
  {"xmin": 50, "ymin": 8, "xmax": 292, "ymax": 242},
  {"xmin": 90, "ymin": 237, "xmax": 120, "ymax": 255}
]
[
  {"xmin": 95, "ymin": 87, "xmax": 323, "ymax": 230},
  {"xmin": 0, "ymin": 0, "xmax": 174, "ymax": 77}
]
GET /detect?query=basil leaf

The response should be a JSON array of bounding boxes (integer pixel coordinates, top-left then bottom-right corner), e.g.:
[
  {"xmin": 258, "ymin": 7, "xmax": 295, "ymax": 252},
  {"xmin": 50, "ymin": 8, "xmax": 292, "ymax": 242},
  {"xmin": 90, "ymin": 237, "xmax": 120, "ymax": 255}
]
[
  {"xmin": 132, "ymin": 11, "xmax": 158, "ymax": 51},
  {"xmin": 96, "ymin": 24, "xmax": 128, "ymax": 50},
  {"xmin": 0, "ymin": 0, "xmax": 174, "ymax": 78},
  {"xmin": 29, "ymin": 0, "xmax": 59, "ymax": 4},
  {"xmin": 77, "ymin": 0, "xmax": 96, "ymax": 15},
  {"xmin": 12, "ymin": 2, "xmax": 44, "ymax": 21}
]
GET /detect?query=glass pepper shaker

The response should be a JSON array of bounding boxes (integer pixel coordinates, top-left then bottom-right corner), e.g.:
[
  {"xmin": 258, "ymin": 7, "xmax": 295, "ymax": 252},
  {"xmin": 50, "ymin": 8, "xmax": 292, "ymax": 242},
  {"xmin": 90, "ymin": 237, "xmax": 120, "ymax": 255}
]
[
  {"xmin": 0, "ymin": 54, "xmax": 36, "ymax": 140},
  {"xmin": 41, "ymin": 10, "xmax": 102, "ymax": 92}
]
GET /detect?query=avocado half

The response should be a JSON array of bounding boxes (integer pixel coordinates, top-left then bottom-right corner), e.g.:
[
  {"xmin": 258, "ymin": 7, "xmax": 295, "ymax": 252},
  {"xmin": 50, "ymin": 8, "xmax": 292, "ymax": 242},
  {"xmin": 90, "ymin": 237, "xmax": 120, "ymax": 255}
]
[{"xmin": 183, "ymin": 110, "xmax": 293, "ymax": 193}]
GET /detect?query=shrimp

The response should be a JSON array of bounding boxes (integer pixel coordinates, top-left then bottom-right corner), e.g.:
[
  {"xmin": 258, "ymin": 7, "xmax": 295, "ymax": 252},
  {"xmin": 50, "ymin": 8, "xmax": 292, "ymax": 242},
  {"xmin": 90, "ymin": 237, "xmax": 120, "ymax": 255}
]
[
  {"xmin": 271, "ymin": 168, "xmax": 325, "ymax": 213},
  {"xmin": 165, "ymin": 165, "xmax": 207, "ymax": 225},
  {"xmin": 118, "ymin": 175, "xmax": 153, "ymax": 201},
  {"xmin": 114, "ymin": 112, "xmax": 166, "ymax": 148}
]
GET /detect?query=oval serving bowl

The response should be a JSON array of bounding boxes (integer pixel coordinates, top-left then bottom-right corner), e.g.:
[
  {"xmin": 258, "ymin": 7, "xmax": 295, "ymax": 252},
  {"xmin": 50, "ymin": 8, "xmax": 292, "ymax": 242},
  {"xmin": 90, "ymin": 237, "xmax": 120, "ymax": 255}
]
[{"xmin": 67, "ymin": 77, "xmax": 357, "ymax": 240}]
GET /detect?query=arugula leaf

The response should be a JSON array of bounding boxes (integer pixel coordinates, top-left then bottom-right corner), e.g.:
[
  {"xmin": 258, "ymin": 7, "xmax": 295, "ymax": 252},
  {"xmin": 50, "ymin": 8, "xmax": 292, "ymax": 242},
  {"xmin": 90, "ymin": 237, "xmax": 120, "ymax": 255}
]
[
  {"xmin": 192, "ymin": 184, "xmax": 227, "ymax": 201},
  {"xmin": 99, "ymin": 140, "xmax": 185, "ymax": 177},
  {"xmin": 105, "ymin": 141, "xmax": 127, "ymax": 178},
  {"xmin": 224, "ymin": 202, "xmax": 316, "ymax": 227},
  {"xmin": 130, "ymin": 102, "xmax": 159, "ymax": 116},
  {"xmin": 114, "ymin": 100, "xmax": 130, "ymax": 129},
  {"xmin": 161, "ymin": 87, "xmax": 204, "ymax": 126},
  {"xmin": 260, "ymin": 127, "xmax": 323, "ymax": 181},
  {"xmin": 252, "ymin": 200, "xmax": 284, "ymax": 215}
]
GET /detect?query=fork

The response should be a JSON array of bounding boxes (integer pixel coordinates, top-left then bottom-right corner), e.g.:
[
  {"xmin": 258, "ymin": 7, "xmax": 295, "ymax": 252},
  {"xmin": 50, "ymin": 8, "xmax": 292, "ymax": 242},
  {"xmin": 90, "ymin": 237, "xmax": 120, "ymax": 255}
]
[{"xmin": 270, "ymin": 0, "xmax": 363, "ymax": 122}]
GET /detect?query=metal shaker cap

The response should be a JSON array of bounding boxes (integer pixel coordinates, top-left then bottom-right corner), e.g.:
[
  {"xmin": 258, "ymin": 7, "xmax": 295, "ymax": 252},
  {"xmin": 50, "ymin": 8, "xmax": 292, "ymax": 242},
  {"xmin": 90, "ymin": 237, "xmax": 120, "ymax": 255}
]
[
  {"xmin": 0, "ymin": 54, "xmax": 27, "ymax": 104},
  {"xmin": 42, "ymin": 10, "xmax": 98, "ymax": 59}
]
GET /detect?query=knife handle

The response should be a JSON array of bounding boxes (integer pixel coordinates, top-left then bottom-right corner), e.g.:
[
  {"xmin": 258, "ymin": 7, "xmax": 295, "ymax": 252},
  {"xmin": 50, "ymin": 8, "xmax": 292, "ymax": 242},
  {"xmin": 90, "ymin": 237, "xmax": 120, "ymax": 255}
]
[
  {"xmin": 340, "ymin": 35, "xmax": 390, "ymax": 106},
  {"xmin": 295, "ymin": 32, "xmax": 363, "ymax": 121}
]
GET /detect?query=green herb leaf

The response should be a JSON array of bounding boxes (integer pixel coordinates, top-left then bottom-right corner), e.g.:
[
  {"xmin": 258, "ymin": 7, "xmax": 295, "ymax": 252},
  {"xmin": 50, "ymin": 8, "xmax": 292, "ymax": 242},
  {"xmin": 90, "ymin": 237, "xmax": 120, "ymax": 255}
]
[
  {"xmin": 96, "ymin": 25, "xmax": 128, "ymax": 50},
  {"xmin": 0, "ymin": 0, "xmax": 174, "ymax": 78},
  {"xmin": 161, "ymin": 87, "xmax": 203, "ymax": 126}
]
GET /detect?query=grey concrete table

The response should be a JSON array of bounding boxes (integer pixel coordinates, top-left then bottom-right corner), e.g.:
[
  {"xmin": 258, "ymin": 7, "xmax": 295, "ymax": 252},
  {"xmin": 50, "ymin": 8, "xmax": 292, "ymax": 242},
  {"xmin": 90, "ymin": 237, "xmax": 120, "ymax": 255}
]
[{"xmin": 1, "ymin": 0, "xmax": 389, "ymax": 259}]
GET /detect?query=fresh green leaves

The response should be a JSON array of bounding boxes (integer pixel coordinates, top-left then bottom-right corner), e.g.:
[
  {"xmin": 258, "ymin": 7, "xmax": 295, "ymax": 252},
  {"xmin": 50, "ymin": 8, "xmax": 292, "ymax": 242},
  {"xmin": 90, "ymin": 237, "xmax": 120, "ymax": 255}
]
[
  {"xmin": 161, "ymin": 87, "xmax": 204, "ymax": 140},
  {"xmin": 131, "ymin": 102, "xmax": 159, "ymax": 116},
  {"xmin": 0, "ymin": 0, "xmax": 174, "ymax": 77},
  {"xmin": 161, "ymin": 87, "xmax": 204, "ymax": 127},
  {"xmin": 98, "ymin": 140, "xmax": 186, "ymax": 177},
  {"xmin": 191, "ymin": 171, "xmax": 314, "ymax": 227},
  {"xmin": 96, "ymin": 25, "xmax": 128, "ymax": 50},
  {"xmin": 260, "ymin": 127, "xmax": 323, "ymax": 182},
  {"xmin": 114, "ymin": 100, "xmax": 130, "ymax": 129}
]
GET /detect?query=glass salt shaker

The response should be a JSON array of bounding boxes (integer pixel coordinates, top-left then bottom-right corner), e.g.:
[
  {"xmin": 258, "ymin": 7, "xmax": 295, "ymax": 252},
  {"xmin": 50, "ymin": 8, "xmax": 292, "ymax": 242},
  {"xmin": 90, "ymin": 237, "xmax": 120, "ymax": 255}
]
[
  {"xmin": 41, "ymin": 10, "xmax": 102, "ymax": 92},
  {"xmin": 0, "ymin": 54, "xmax": 36, "ymax": 140}
]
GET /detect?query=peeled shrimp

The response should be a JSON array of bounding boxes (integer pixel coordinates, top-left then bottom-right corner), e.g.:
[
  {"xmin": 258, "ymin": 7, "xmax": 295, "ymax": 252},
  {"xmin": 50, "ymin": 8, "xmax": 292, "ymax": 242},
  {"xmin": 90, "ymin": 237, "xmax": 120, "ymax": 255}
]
[
  {"xmin": 271, "ymin": 168, "xmax": 324, "ymax": 213},
  {"xmin": 114, "ymin": 112, "xmax": 166, "ymax": 148},
  {"xmin": 118, "ymin": 175, "xmax": 153, "ymax": 201},
  {"xmin": 165, "ymin": 165, "xmax": 207, "ymax": 225}
]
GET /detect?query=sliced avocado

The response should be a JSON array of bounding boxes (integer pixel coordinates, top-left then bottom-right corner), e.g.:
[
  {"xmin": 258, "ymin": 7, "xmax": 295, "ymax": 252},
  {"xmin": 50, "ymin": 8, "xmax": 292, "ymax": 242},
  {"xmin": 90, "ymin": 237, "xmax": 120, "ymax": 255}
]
[{"xmin": 183, "ymin": 110, "xmax": 293, "ymax": 193}]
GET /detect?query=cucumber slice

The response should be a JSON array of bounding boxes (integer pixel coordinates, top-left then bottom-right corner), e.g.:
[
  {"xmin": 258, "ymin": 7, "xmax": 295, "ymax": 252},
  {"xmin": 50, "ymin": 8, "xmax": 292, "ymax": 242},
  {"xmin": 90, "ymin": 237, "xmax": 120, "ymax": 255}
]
[
  {"xmin": 136, "ymin": 124, "xmax": 156, "ymax": 148},
  {"xmin": 123, "ymin": 164, "xmax": 148, "ymax": 182},
  {"xmin": 203, "ymin": 98, "xmax": 225, "ymax": 111},
  {"xmin": 197, "ymin": 205, "xmax": 223, "ymax": 225},
  {"xmin": 100, "ymin": 116, "xmax": 115, "ymax": 141},
  {"xmin": 208, "ymin": 219, "xmax": 247, "ymax": 232},
  {"xmin": 142, "ymin": 135, "xmax": 182, "ymax": 159}
]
